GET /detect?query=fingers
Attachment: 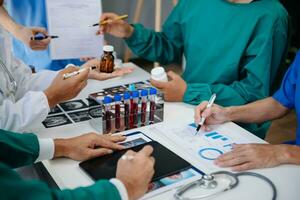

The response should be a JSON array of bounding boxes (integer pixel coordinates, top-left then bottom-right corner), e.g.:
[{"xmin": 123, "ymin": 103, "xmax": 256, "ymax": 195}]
[
  {"xmin": 194, "ymin": 101, "xmax": 209, "ymax": 123},
  {"xmin": 102, "ymin": 134, "xmax": 127, "ymax": 143},
  {"xmin": 80, "ymin": 57, "xmax": 95, "ymax": 62},
  {"xmin": 72, "ymin": 68, "xmax": 90, "ymax": 82},
  {"xmin": 94, "ymin": 136, "xmax": 126, "ymax": 150},
  {"xmin": 137, "ymin": 145, "xmax": 154, "ymax": 157},
  {"xmin": 62, "ymin": 65, "xmax": 79, "ymax": 73},
  {"xmin": 32, "ymin": 27, "xmax": 48, "ymax": 35},
  {"xmin": 99, "ymin": 13, "xmax": 119, "ymax": 34},
  {"xmin": 100, "ymin": 13, "xmax": 119, "ymax": 22},
  {"xmin": 167, "ymin": 70, "xmax": 179, "ymax": 80},
  {"xmin": 86, "ymin": 148, "xmax": 114, "ymax": 160},
  {"xmin": 150, "ymin": 79, "xmax": 168, "ymax": 90},
  {"xmin": 231, "ymin": 162, "xmax": 254, "ymax": 172}
]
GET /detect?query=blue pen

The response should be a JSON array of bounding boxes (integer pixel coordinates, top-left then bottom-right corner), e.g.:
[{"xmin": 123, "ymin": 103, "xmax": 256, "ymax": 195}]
[{"xmin": 31, "ymin": 32, "xmax": 59, "ymax": 41}]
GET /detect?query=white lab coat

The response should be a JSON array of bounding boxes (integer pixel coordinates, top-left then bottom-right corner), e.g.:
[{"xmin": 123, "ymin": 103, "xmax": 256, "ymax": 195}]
[{"xmin": 0, "ymin": 28, "xmax": 58, "ymax": 132}]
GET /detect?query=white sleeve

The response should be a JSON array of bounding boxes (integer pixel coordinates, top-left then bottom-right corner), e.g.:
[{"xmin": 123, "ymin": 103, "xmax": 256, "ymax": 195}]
[
  {"xmin": 110, "ymin": 179, "xmax": 129, "ymax": 200},
  {"xmin": 0, "ymin": 91, "xmax": 50, "ymax": 132},
  {"xmin": 10, "ymin": 56, "xmax": 58, "ymax": 100},
  {"xmin": 36, "ymin": 138, "xmax": 55, "ymax": 162}
]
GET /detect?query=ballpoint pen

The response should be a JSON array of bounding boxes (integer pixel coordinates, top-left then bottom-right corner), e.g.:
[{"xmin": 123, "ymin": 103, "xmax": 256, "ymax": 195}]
[
  {"xmin": 195, "ymin": 93, "xmax": 217, "ymax": 135},
  {"xmin": 31, "ymin": 32, "xmax": 59, "ymax": 41},
  {"xmin": 63, "ymin": 66, "xmax": 97, "ymax": 80},
  {"xmin": 90, "ymin": 14, "xmax": 128, "ymax": 27}
]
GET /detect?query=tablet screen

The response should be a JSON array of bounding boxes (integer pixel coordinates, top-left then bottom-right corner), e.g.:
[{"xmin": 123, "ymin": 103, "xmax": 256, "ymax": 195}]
[{"xmin": 79, "ymin": 141, "xmax": 191, "ymax": 182}]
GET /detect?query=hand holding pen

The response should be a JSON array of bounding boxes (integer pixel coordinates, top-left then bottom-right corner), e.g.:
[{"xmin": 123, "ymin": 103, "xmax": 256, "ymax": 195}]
[
  {"xmin": 31, "ymin": 32, "xmax": 59, "ymax": 41},
  {"xmin": 194, "ymin": 94, "xmax": 230, "ymax": 133},
  {"xmin": 96, "ymin": 13, "xmax": 133, "ymax": 38},
  {"xmin": 195, "ymin": 94, "xmax": 217, "ymax": 134}
]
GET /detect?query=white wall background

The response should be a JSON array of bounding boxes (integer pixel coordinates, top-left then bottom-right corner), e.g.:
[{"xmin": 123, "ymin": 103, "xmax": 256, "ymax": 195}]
[{"xmin": 102, "ymin": 0, "xmax": 174, "ymax": 59}]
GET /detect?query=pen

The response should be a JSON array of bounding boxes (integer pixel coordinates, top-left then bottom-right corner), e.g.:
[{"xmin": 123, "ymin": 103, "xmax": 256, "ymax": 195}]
[
  {"xmin": 90, "ymin": 14, "xmax": 128, "ymax": 27},
  {"xmin": 63, "ymin": 66, "xmax": 97, "ymax": 80},
  {"xmin": 31, "ymin": 32, "xmax": 59, "ymax": 41},
  {"xmin": 195, "ymin": 93, "xmax": 217, "ymax": 135}
]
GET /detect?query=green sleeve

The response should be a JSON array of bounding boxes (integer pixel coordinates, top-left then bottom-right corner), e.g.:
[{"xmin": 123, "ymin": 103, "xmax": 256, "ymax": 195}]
[
  {"xmin": 0, "ymin": 129, "xmax": 39, "ymax": 168},
  {"xmin": 0, "ymin": 163, "xmax": 121, "ymax": 200},
  {"xmin": 183, "ymin": 19, "xmax": 288, "ymax": 107},
  {"xmin": 125, "ymin": 0, "xmax": 184, "ymax": 64}
]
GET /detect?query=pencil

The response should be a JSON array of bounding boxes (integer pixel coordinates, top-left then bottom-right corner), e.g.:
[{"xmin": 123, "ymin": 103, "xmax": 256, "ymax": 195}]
[{"xmin": 91, "ymin": 14, "xmax": 128, "ymax": 27}]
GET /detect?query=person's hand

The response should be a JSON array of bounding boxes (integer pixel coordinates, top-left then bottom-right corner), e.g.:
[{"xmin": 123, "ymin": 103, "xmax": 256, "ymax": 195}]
[
  {"xmin": 97, "ymin": 13, "xmax": 134, "ymax": 38},
  {"xmin": 116, "ymin": 146, "xmax": 155, "ymax": 200},
  {"xmin": 214, "ymin": 144, "xmax": 287, "ymax": 171},
  {"xmin": 81, "ymin": 59, "xmax": 134, "ymax": 80},
  {"xmin": 15, "ymin": 26, "xmax": 50, "ymax": 50},
  {"xmin": 150, "ymin": 71, "xmax": 187, "ymax": 102},
  {"xmin": 44, "ymin": 66, "xmax": 89, "ymax": 108},
  {"xmin": 54, "ymin": 133, "xmax": 126, "ymax": 161},
  {"xmin": 194, "ymin": 101, "xmax": 230, "ymax": 131}
]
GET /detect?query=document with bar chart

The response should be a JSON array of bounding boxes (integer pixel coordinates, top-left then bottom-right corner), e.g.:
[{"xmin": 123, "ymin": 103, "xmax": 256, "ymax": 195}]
[{"xmin": 151, "ymin": 122, "xmax": 266, "ymax": 171}]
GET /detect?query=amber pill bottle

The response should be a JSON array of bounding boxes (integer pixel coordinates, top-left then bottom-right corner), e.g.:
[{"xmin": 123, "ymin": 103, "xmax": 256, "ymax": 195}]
[{"xmin": 100, "ymin": 45, "xmax": 115, "ymax": 73}]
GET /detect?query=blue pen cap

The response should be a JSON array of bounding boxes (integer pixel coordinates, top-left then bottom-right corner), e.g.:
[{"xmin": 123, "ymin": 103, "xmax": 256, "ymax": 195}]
[
  {"xmin": 141, "ymin": 89, "xmax": 148, "ymax": 97},
  {"xmin": 132, "ymin": 91, "xmax": 139, "ymax": 98},
  {"xmin": 114, "ymin": 94, "xmax": 122, "ymax": 102},
  {"xmin": 149, "ymin": 88, "xmax": 157, "ymax": 95},
  {"xmin": 123, "ymin": 92, "xmax": 131, "ymax": 100},
  {"xmin": 103, "ymin": 96, "xmax": 113, "ymax": 104}
]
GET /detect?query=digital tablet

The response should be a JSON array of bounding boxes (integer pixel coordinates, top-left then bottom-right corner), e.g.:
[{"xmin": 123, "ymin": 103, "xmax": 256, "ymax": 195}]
[{"xmin": 79, "ymin": 141, "xmax": 191, "ymax": 182}]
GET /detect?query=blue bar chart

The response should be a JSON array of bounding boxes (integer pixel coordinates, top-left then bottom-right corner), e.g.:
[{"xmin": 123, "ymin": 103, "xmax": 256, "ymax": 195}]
[{"xmin": 205, "ymin": 132, "xmax": 228, "ymax": 141}]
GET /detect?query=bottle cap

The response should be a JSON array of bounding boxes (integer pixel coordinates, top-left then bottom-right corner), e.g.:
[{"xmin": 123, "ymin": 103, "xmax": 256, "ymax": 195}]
[
  {"xmin": 141, "ymin": 89, "xmax": 148, "ymax": 97},
  {"xmin": 103, "ymin": 96, "xmax": 113, "ymax": 104},
  {"xmin": 149, "ymin": 88, "xmax": 157, "ymax": 95},
  {"xmin": 128, "ymin": 84, "xmax": 136, "ymax": 91},
  {"xmin": 114, "ymin": 94, "xmax": 122, "ymax": 102},
  {"xmin": 151, "ymin": 67, "xmax": 168, "ymax": 82},
  {"xmin": 123, "ymin": 92, "xmax": 131, "ymax": 100},
  {"xmin": 132, "ymin": 91, "xmax": 139, "ymax": 98},
  {"xmin": 103, "ymin": 45, "xmax": 114, "ymax": 52}
]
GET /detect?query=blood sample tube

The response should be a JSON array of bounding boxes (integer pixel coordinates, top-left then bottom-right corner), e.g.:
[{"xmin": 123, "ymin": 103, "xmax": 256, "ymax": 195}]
[
  {"xmin": 149, "ymin": 88, "xmax": 157, "ymax": 124},
  {"xmin": 140, "ymin": 89, "xmax": 148, "ymax": 125},
  {"xmin": 131, "ymin": 91, "xmax": 139, "ymax": 128},
  {"xmin": 103, "ymin": 96, "xmax": 113, "ymax": 133},
  {"xmin": 123, "ymin": 92, "xmax": 131, "ymax": 130},
  {"xmin": 114, "ymin": 94, "xmax": 121, "ymax": 130}
]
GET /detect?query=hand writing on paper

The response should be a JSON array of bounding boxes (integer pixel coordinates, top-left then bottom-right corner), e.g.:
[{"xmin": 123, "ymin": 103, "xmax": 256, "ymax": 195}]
[{"xmin": 194, "ymin": 102, "xmax": 230, "ymax": 131}]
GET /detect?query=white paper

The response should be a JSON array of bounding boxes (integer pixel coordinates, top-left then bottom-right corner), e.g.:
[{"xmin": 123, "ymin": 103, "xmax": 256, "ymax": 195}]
[
  {"xmin": 46, "ymin": 0, "xmax": 103, "ymax": 60},
  {"xmin": 149, "ymin": 123, "xmax": 266, "ymax": 171}
]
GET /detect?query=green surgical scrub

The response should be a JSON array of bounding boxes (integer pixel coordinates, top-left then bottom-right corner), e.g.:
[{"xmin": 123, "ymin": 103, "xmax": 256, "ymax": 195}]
[
  {"xmin": 126, "ymin": 0, "xmax": 288, "ymax": 138},
  {"xmin": 0, "ymin": 129, "xmax": 121, "ymax": 200}
]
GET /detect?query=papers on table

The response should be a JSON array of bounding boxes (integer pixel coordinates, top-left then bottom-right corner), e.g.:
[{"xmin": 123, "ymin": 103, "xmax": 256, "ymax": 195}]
[
  {"xmin": 149, "ymin": 122, "xmax": 265, "ymax": 172},
  {"xmin": 45, "ymin": 0, "xmax": 103, "ymax": 60}
]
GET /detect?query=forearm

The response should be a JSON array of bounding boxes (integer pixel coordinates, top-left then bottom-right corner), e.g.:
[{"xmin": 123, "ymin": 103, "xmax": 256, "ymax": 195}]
[
  {"xmin": 276, "ymin": 145, "xmax": 300, "ymax": 166},
  {"xmin": 0, "ymin": 6, "xmax": 22, "ymax": 37},
  {"xmin": 227, "ymin": 97, "xmax": 289, "ymax": 123},
  {"xmin": 125, "ymin": 24, "xmax": 183, "ymax": 64},
  {"xmin": 0, "ymin": 129, "xmax": 39, "ymax": 168}
]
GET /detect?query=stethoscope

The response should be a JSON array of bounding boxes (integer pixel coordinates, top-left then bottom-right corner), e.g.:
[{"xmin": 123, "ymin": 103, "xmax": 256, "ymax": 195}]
[
  {"xmin": 0, "ymin": 58, "xmax": 17, "ymax": 97},
  {"xmin": 174, "ymin": 171, "xmax": 277, "ymax": 200}
]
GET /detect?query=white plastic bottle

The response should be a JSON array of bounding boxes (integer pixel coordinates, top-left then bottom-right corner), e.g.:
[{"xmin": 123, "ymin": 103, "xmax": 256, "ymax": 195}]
[{"xmin": 151, "ymin": 67, "xmax": 168, "ymax": 82}]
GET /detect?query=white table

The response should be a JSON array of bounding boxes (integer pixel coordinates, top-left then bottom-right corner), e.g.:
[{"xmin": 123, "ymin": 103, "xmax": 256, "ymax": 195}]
[{"xmin": 35, "ymin": 63, "xmax": 300, "ymax": 200}]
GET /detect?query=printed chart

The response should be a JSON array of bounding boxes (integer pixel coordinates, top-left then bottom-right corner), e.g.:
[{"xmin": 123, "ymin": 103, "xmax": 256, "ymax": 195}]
[{"xmin": 151, "ymin": 123, "xmax": 260, "ymax": 171}]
